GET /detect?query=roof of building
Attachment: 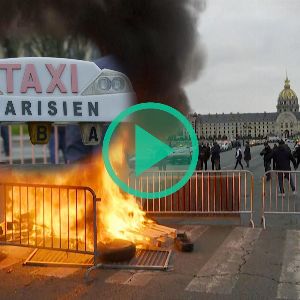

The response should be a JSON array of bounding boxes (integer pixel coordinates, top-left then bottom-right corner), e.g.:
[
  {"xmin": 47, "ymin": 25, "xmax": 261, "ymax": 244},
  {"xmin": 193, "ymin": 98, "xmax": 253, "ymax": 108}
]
[
  {"xmin": 196, "ymin": 111, "xmax": 300, "ymax": 124},
  {"xmin": 196, "ymin": 112, "xmax": 278, "ymax": 123},
  {"xmin": 278, "ymin": 76, "xmax": 298, "ymax": 102}
]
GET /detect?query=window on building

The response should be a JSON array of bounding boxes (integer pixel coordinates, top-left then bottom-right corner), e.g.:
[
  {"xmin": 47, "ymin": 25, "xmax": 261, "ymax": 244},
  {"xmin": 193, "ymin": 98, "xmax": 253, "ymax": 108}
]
[{"xmin": 285, "ymin": 123, "xmax": 288, "ymax": 128}]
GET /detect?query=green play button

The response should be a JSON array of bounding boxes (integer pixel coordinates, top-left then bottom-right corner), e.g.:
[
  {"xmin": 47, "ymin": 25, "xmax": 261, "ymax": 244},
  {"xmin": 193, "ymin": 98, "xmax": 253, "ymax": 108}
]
[
  {"xmin": 135, "ymin": 125, "xmax": 174, "ymax": 176},
  {"xmin": 102, "ymin": 102, "xmax": 199, "ymax": 199}
]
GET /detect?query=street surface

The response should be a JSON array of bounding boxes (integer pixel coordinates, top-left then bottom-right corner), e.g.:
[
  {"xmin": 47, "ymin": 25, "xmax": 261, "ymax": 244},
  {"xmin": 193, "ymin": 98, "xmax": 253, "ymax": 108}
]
[{"xmin": 1, "ymin": 144, "xmax": 300, "ymax": 299}]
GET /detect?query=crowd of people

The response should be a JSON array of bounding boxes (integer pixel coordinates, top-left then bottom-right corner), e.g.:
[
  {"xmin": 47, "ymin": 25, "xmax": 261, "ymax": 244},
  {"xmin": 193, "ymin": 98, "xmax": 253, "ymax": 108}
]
[
  {"xmin": 260, "ymin": 140, "xmax": 298, "ymax": 196},
  {"xmin": 196, "ymin": 141, "xmax": 222, "ymax": 171},
  {"xmin": 195, "ymin": 138, "xmax": 300, "ymax": 196},
  {"xmin": 196, "ymin": 140, "xmax": 252, "ymax": 171},
  {"xmin": 195, "ymin": 139, "xmax": 299, "ymax": 196}
]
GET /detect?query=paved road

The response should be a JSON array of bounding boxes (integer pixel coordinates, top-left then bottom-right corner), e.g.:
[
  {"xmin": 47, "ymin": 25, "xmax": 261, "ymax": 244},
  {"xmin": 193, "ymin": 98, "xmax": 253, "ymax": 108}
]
[
  {"xmin": 221, "ymin": 144, "xmax": 266, "ymax": 226},
  {"xmin": 1, "ymin": 224, "xmax": 300, "ymax": 299}
]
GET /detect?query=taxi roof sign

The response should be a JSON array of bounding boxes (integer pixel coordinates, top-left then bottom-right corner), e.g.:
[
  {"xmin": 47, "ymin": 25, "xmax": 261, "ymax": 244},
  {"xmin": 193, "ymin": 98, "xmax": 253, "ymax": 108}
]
[{"xmin": 0, "ymin": 57, "xmax": 135, "ymax": 123}]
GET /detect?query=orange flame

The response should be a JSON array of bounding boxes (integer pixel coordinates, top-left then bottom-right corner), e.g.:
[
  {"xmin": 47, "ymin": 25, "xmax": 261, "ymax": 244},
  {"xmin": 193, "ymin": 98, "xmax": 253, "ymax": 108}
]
[{"xmin": 0, "ymin": 134, "xmax": 152, "ymax": 249}]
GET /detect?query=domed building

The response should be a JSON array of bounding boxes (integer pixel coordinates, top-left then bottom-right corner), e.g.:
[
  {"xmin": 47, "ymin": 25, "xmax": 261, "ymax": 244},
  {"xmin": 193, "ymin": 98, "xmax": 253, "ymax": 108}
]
[
  {"xmin": 189, "ymin": 76, "xmax": 300, "ymax": 140},
  {"xmin": 276, "ymin": 77, "xmax": 299, "ymax": 113},
  {"xmin": 275, "ymin": 76, "xmax": 299, "ymax": 138}
]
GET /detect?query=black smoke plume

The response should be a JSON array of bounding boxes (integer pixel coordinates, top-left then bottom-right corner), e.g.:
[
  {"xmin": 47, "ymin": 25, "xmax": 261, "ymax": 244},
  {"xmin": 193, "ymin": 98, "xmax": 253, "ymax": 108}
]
[{"xmin": 0, "ymin": 0, "xmax": 205, "ymax": 112}]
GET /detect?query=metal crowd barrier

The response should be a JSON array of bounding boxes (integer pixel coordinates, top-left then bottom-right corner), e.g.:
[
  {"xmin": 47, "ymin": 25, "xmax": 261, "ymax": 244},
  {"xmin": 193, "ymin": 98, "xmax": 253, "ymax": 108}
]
[
  {"xmin": 261, "ymin": 170, "xmax": 300, "ymax": 229},
  {"xmin": 0, "ymin": 124, "xmax": 61, "ymax": 165},
  {"xmin": 0, "ymin": 182, "xmax": 99, "ymax": 264},
  {"xmin": 130, "ymin": 170, "xmax": 254, "ymax": 227}
]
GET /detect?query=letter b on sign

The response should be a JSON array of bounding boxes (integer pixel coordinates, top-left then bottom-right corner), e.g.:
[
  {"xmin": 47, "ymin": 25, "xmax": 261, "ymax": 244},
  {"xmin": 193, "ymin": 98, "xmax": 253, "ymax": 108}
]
[{"xmin": 28, "ymin": 123, "xmax": 51, "ymax": 145}]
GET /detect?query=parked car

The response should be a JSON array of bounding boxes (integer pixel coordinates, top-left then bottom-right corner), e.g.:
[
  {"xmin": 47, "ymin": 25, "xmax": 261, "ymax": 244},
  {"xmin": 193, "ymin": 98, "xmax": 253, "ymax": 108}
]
[
  {"xmin": 128, "ymin": 146, "xmax": 192, "ymax": 169},
  {"xmin": 268, "ymin": 136, "xmax": 280, "ymax": 143},
  {"xmin": 285, "ymin": 138, "xmax": 294, "ymax": 144},
  {"xmin": 220, "ymin": 141, "xmax": 232, "ymax": 152},
  {"xmin": 168, "ymin": 146, "xmax": 192, "ymax": 164}
]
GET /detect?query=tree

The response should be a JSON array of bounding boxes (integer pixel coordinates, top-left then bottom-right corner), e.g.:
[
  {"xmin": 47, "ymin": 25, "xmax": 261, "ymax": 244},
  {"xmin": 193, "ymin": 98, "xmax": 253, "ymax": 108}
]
[
  {"xmin": 0, "ymin": 35, "xmax": 99, "ymax": 60},
  {"xmin": 1, "ymin": 37, "xmax": 22, "ymax": 58},
  {"xmin": 23, "ymin": 35, "xmax": 98, "ymax": 60}
]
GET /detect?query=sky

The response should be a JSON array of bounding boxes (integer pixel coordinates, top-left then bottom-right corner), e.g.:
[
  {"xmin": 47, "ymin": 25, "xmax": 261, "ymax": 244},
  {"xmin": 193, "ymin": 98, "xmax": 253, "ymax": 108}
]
[{"xmin": 185, "ymin": 0, "xmax": 300, "ymax": 114}]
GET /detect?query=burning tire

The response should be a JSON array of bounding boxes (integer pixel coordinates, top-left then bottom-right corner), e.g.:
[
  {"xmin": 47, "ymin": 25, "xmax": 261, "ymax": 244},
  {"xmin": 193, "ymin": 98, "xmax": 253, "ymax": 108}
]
[{"xmin": 97, "ymin": 239, "xmax": 136, "ymax": 263}]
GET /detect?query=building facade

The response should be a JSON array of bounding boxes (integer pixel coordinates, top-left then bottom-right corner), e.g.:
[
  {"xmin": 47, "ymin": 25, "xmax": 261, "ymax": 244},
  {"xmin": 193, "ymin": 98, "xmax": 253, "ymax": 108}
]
[{"xmin": 190, "ymin": 77, "xmax": 300, "ymax": 140}]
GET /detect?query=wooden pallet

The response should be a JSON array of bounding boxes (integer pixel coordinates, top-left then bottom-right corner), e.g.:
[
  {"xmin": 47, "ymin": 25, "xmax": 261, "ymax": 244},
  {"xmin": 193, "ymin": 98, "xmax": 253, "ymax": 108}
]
[
  {"xmin": 0, "ymin": 220, "xmax": 176, "ymax": 249},
  {"xmin": 137, "ymin": 223, "xmax": 176, "ymax": 248}
]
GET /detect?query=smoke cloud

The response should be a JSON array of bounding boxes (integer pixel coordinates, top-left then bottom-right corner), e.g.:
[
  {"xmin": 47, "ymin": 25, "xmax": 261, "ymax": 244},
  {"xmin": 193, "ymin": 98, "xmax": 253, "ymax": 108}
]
[{"xmin": 0, "ymin": 0, "xmax": 205, "ymax": 112}]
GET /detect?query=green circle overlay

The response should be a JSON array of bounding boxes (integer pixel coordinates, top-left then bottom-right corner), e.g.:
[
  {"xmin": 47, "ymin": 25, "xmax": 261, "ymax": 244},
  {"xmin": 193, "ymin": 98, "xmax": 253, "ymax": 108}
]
[{"xmin": 102, "ymin": 102, "xmax": 199, "ymax": 199}]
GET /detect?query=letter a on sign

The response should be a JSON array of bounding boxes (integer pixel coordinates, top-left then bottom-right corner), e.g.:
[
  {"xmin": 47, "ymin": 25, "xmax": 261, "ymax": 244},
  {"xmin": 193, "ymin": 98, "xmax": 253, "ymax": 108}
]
[{"xmin": 80, "ymin": 123, "xmax": 102, "ymax": 145}]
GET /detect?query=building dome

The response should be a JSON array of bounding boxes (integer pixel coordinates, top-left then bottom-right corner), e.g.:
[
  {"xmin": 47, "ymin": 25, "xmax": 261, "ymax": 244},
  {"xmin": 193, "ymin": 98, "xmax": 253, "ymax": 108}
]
[
  {"xmin": 279, "ymin": 78, "xmax": 298, "ymax": 101},
  {"xmin": 277, "ymin": 76, "xmax": 299, "ymax": 113}
]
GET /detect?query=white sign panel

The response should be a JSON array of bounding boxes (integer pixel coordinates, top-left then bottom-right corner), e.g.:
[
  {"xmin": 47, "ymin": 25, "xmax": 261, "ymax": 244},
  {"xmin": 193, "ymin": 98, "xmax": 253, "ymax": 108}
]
[{"xmin": 0, "ymin": 57, "xmax": 135, "ymax": 123}]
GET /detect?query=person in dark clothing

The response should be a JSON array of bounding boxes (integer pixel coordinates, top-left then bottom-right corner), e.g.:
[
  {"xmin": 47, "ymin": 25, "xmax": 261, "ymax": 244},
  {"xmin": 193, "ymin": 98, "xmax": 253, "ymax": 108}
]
[
  {"xmin": 204, "ymin": 143, "xmax": 211, "ymax": 171},
  {"xmin": 272, "ymin": 140, "xmax": 297, "ymax": 195},
  {"xmin": 211, "ymin": 142, "xmax": 221, "ymax": 170},
  {"xmin": 234, "ymin": 143, "xmax": 244, "ymax": 169},
  {"xmin": 0, "ymin": 126, "xmax": 9, "ymax": 157},
  {"xmin": 293, "ymin": 144, "xmax": 300, "ymax": 167},
  {"xmin": 284, "ymin": 143, "xmax": 292, "ymax": 153},
  {"xmin": 244, "ymin": 141, "xmax": 251, "ymax": 168},
  {"xmin": 65, "ymin": 125, "xmax": 99, "ymax": 163},
  {"xmin": 196, "ymin": 142, "xmax": 203, "ymax": 170},
  {"xmin": 158, "ymin": 158, "xmax": 167, "ymax": 171},
  {"xmin": 199, "ymin": 143, "xmax": 207, "ymax": 170},
  {"xmin": 49, "ymin": 127, "xmax": 67, "ymax": 164},
  {"xmin": 260, "ymin": 142, "xmax": 272, "ymax": 181},
  {"xmin": 272, "ymin": 144, "xmax": 278, "ymax": 170}
]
